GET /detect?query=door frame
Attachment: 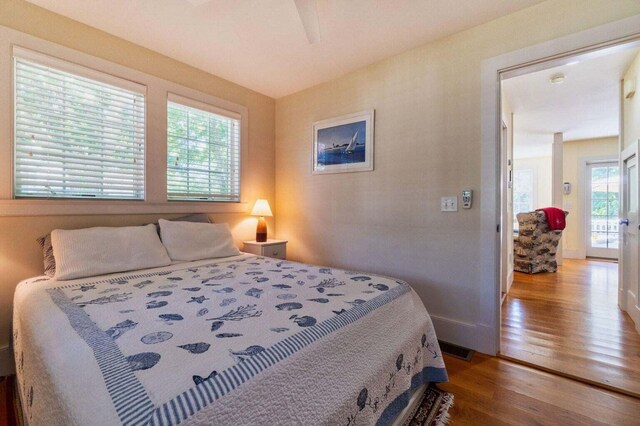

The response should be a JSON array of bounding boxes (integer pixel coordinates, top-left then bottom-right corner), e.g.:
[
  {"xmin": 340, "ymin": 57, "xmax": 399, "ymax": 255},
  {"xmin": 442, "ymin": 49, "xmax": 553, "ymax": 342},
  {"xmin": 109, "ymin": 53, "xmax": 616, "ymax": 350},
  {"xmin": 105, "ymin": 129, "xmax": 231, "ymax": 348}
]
[
  {"xmin": 500, "ymin": 120, "xmax": 514, "ymax": 296},
  {"xmin": 620, "ymin": 141, "xmax": 639, "ymax": 329},
  {"xmin": 480, "ymin": 15, "xmax": 640, "ymax": 356},
  {"xmin": 585, "ymin": 159, "xmax": 620, "ymax": 259}
]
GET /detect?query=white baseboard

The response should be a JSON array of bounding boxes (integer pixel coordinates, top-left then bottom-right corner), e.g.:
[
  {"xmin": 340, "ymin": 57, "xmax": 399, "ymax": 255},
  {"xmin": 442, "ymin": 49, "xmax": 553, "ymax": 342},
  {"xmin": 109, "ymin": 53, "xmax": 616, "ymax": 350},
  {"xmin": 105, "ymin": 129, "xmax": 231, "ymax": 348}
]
[
  {"xmin": 563, "ymin": 248, "xmax": 586, "ymax": 259},
  {"xmin": 0, "ymin": 346, "xmax": 14, "ymax": 376},
  {"xmin": 430, "ymin": 315, "xmax": 495, "ymax": 356},
  {"xmin": 626, "ymin": 290, "xmax": 640, "ymax": 333}
]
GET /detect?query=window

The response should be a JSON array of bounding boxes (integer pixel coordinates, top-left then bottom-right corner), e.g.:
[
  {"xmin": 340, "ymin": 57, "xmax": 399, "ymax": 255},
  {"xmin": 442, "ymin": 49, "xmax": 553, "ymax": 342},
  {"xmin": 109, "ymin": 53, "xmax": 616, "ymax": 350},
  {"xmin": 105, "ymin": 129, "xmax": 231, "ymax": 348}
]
[
  {"xmin": 513, "ymin": 169, "xmax": 535, "ymax": 230},
  {"xmin": 13, "ymin": 48, "xmax": 145, "ymax": 200},
  {"xmin": 167, "ymin": 94, "xmax": 240, "ymax": 202},
  {"xmin": 588, "ymin": 163, "xmax": 619, "ymax": 252},
  {"xmin": 3, "ymin": 40, "xmax": 248, "ymax": 215}
]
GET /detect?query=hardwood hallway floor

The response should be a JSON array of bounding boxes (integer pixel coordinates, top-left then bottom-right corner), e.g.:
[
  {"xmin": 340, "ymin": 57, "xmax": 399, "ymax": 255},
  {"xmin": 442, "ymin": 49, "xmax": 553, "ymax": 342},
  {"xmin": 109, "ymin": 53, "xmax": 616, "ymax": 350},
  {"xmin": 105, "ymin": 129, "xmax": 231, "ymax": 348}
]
[
  {"xmin": 440, "ymin": 353, "xmax": 640, "ymax": 425},
  {"xmin": 501, "ymin": 258, "xmax": 640, "ymax": 397}
]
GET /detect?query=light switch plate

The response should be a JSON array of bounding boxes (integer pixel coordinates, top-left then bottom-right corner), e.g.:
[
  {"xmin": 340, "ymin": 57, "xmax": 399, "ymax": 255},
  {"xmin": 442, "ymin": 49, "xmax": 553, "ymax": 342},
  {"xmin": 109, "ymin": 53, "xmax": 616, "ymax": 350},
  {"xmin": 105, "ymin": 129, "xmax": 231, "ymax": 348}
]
[{"xmin": 441, "ymin": 196, "xmax": 458, "ymax": 212}]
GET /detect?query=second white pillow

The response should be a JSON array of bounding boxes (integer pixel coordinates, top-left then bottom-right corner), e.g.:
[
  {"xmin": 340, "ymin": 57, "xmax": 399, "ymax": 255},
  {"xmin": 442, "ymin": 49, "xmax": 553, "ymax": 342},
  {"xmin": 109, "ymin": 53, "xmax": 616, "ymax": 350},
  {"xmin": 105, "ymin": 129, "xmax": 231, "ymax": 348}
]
[{"xmin": 158, "ymin": 219, "xmax": 240, "ymax": 261}]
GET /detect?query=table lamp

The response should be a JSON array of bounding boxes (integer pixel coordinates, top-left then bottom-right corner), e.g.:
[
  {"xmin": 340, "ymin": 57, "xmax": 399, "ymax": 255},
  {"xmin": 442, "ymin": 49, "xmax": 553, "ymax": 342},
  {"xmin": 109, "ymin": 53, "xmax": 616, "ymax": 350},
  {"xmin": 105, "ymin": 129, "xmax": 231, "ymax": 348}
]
[{"xmin": 251, "ymin": 199, "xmax": 273, "ymax": 242}]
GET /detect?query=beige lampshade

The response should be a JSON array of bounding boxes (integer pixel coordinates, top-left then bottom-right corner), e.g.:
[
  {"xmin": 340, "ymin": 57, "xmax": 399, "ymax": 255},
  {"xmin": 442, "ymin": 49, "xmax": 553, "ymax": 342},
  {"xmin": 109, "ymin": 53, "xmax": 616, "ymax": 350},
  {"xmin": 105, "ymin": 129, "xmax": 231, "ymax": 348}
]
[{"xmin": 251, "ymin": 199, "xmax": 273, "ymax": 217}]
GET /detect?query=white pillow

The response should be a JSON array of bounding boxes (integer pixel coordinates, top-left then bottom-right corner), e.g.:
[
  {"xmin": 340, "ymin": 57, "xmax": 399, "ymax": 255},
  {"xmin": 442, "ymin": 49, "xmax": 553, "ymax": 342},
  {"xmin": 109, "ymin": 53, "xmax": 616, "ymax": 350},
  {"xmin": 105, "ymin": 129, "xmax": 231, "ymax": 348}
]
[
  {"xmin": 158, "ymin": 219, "xmax": 240, "ymax": 261},
  {"xmin": 51, "ymin": 224, "xmax": 172, "ymax": 281}
]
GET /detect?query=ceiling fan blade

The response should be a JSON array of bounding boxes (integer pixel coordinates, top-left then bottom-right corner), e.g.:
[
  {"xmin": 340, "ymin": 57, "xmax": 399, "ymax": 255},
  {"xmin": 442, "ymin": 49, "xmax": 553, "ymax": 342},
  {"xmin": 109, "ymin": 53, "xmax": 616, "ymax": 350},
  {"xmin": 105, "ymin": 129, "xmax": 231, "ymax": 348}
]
[
  {"xmin": 185, "ymin": 0, "xmax": 213, "ymax": 6},
  {"xmin": 294, "ymin": 0, "xmax": 321, "ymax": 44}
]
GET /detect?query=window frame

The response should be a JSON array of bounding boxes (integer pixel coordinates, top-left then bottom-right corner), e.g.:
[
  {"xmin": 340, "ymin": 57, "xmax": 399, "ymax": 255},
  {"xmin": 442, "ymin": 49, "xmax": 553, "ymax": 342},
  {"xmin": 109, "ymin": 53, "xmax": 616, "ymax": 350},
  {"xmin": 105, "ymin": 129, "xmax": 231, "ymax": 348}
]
[
  {"xmin": 13, "ymin": 47, "xmax": 148, "ymax": 201},
  {"xmin": 166, "ymin": 93, "xmax": 241, "ymax": 202},
  {"xmin": 0, "ymin": 27, "xmax": 248, "ymax": 216}
]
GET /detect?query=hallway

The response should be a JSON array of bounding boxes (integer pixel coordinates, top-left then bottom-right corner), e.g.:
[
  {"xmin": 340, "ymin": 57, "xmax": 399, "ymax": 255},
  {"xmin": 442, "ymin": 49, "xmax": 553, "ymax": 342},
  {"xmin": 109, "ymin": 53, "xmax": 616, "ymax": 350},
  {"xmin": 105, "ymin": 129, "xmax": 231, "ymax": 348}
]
[{"xmin": 501, "ymin": 259, "xmax": 640, "ymax": 397}]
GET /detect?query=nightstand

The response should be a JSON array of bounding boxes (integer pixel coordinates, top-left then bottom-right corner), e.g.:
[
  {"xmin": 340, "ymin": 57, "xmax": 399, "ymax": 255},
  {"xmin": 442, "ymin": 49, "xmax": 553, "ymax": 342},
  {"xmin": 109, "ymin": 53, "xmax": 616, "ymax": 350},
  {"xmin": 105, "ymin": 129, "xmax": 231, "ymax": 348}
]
[{"xmin": 243, "ymin": 239, "xmax": 288, "ymax": 260}]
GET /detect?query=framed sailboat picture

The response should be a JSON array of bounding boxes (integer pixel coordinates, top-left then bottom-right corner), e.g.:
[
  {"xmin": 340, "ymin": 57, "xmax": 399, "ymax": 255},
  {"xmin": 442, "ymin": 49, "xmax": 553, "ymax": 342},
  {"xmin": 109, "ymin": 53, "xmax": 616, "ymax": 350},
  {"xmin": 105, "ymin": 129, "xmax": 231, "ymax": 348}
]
[{"xmin": 312, "ymin": 109, "xmax": 374, "ymax": 174}]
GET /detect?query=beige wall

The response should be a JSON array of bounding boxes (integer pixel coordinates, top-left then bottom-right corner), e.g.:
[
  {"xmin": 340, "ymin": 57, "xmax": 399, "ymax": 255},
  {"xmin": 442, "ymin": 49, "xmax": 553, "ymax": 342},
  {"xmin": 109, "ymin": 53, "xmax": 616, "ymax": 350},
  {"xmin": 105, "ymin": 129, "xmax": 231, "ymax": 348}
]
[
  {"xmin": 562, "ymin": 137, "xmax": 619, "ymax": 258},
  {"xmin": 514, "ymin": 156, "xmax": 553, "ymax": 210},
  {"xmin": 623, "ymin": 51, "xmax": 640, "ymax": 149},
  {"xmin": 275, "ymin": 0, "xmax": 640, "ymax": 349},
  {"xmin": 0, "ymin": 0, "xmax": 275, "ymax": 350}
]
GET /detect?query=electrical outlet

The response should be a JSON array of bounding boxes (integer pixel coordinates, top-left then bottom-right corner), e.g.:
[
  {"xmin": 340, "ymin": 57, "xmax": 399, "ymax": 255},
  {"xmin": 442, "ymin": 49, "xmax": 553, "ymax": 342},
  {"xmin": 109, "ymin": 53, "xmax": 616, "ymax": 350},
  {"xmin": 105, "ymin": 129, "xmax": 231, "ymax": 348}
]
[{"xmin": 441, "ymin": 196, "xmax": 458, "ymax": 212}]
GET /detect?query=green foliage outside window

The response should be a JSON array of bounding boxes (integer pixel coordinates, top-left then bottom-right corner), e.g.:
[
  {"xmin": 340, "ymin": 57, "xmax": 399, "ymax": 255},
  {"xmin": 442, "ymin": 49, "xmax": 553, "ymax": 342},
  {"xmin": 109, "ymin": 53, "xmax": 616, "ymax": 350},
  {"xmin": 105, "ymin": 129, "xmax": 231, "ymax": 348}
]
[{"xmin": 167, "ymin": 102, "xmax": 238, "ymax": 201}]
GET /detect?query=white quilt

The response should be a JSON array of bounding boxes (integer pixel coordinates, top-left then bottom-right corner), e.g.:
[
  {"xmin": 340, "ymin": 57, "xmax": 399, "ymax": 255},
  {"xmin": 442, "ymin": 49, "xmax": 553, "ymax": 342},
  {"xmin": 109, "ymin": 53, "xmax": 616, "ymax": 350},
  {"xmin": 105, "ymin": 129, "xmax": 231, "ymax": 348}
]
[{"xmin": 13, "ymin": 254, "xmax": 447, "ymax": 425}]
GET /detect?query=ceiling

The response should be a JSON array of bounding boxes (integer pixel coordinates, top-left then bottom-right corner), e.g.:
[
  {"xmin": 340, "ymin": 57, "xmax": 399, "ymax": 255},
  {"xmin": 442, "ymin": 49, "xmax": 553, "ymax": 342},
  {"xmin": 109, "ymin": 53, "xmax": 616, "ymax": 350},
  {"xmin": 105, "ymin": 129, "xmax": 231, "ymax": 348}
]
[
  {"xmin": 27, "ymin": 0, "xmax": 543, "ymax": 98},
  {"xmin": 503, "ymin": 46, "xmax": 639, "ymax": 159}
]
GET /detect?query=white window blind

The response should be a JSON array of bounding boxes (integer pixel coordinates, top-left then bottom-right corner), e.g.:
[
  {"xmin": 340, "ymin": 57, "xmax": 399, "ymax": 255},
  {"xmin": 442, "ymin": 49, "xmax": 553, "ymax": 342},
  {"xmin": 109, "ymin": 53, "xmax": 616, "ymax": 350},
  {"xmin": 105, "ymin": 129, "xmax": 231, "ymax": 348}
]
[
  {"xmin": 167, "ymin": 94, "xmax": 240, "ymax": 202},
  {"xmin": 13, "ymin": 49, "xmax": 146, "ymax": 200}
]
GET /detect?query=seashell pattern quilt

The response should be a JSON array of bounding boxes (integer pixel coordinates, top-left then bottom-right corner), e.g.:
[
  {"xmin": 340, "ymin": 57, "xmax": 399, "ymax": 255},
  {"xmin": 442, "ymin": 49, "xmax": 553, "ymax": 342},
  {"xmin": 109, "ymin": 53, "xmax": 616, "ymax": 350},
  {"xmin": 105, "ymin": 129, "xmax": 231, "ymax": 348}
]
[{"xmin": 13, "ymin": 254, "xmax": 447, "ymax": 425}]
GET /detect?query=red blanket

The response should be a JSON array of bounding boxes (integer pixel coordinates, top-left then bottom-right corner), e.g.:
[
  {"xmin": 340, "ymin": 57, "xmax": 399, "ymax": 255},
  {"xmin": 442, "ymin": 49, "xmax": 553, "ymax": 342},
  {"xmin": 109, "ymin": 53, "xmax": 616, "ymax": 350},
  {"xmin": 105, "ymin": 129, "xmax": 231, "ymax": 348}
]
[{"xmin": 536, "ymin": 207, "xmax": 566, "ymax": 231}]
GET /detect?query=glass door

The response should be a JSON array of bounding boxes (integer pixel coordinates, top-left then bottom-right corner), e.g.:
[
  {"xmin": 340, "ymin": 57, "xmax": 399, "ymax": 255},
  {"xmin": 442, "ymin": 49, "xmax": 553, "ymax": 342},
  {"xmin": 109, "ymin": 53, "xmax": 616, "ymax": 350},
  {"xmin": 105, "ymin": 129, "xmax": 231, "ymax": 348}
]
[{"xmin": 586, "ymin": 161, "xmax": 619, "ymax": 259}]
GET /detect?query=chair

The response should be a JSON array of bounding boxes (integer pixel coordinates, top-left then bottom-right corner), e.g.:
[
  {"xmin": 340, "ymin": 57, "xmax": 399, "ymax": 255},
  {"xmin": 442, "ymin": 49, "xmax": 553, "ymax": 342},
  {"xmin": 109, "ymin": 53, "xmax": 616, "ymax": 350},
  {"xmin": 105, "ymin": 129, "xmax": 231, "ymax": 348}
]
[{"xmin": 513, "ymin": 210, "xmax": 568, "ymax": 274}]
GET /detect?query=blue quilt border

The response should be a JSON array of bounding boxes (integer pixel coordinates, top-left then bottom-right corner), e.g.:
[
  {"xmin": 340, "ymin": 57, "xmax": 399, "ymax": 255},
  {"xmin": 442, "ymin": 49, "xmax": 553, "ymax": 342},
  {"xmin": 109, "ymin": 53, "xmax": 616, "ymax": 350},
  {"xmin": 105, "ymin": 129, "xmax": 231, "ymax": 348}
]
[
  {"xmin": 47, "ymin": 288, "xmax": 155, "ymax": 426},
  {"xmin": 376, "ymin": 366, "xmax": 449, "ymax": 426}
]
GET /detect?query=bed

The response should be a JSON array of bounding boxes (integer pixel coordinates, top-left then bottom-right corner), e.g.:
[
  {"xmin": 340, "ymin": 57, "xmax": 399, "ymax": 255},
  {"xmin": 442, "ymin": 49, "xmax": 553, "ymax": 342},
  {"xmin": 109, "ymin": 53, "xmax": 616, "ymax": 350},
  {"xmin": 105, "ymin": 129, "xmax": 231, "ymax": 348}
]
[{"xmin": 13, "ymin": 252, "xmax": 447, "ymax": 425}]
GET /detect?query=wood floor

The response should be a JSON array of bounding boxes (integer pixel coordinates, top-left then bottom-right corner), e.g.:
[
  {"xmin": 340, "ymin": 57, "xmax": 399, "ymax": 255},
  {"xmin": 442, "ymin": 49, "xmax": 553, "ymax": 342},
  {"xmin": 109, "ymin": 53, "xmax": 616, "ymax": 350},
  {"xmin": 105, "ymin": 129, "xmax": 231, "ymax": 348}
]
[
  {"xmin": 501, "ymin": 259, "xmax": 640, "ymax": 397},
  {"xmin": 440, "ymin": 353, "xmax": 640, "ymax": 425}
]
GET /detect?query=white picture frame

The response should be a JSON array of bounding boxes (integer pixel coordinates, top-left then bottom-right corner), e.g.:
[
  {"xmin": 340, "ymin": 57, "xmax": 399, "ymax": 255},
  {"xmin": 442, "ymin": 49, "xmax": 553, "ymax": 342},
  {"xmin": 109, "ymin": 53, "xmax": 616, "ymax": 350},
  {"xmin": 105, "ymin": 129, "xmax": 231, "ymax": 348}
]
[{"xmin": 312, "ymin": 109, "xmax": 374, "ymax": 174}]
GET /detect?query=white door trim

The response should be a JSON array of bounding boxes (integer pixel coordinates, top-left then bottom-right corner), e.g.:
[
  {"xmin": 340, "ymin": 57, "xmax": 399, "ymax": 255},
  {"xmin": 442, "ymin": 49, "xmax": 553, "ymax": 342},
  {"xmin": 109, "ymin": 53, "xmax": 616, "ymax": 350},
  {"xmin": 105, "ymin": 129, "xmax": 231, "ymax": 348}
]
[
  {"xmin": 620, "ymin": 141, "xmax": 639, "ymax": 331},
  {"xmin": 579, "ymin": 156, "xmax": 616, "ymax": 256},
  {"xmin": 481, "ymin": 14, "xmax": 640, "ymax": 356},
  {"xmin": 501, "ymin": 120, "xmax": 515, "ymax": 294},
  {"xmin": 585, "ymin": 160, "xmax": 619, "ymax": 259}
]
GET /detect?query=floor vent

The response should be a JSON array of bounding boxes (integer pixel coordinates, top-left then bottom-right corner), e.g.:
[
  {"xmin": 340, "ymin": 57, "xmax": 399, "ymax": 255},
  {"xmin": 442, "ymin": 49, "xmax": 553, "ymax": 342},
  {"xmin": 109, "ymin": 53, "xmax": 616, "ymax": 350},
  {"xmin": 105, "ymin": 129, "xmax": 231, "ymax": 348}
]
[{"xmin": 438, "ymin": 340, "xmax": 475, "ymax": 361}]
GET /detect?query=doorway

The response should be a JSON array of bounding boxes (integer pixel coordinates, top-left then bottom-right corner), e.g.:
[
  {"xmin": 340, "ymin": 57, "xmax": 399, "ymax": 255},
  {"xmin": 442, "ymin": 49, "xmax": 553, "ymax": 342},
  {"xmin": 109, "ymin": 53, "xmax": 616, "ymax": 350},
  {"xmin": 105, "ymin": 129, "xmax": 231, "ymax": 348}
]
[
  {"xmin": 586, "ymin": 161, "xmax": 619, "ymax": 259},
  {"xmin": 498, "ymin": 40, "xmax": 640, "ymax": 397}
]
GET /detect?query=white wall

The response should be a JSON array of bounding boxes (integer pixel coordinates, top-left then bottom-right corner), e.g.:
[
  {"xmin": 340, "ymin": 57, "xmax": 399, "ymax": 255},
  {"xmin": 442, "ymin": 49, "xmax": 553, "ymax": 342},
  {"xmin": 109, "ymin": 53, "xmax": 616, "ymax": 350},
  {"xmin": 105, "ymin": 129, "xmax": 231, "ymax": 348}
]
[
  {"xmin": 275, "ymin": 1, "xmax": 640, "ymax": 352},
  {"xmin": 513, "ymin": 156, "xmax": 553, "ymax": 210}
]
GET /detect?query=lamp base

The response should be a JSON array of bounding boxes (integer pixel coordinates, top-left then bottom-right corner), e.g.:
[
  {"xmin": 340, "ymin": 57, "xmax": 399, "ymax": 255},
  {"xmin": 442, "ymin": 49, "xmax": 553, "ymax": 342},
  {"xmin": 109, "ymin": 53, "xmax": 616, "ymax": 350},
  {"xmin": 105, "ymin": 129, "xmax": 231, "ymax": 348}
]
[{"xmin": 256, "ymin": 216, "xmax": 267, "ymax": 242}]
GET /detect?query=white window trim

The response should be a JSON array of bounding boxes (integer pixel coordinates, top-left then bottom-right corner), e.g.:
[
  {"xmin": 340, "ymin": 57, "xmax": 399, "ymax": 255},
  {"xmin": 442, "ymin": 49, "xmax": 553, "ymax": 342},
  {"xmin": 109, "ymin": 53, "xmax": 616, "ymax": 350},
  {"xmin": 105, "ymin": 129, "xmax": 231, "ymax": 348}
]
[
  {"xmin": 579, "ymin": 155, "xmax": 619, "ymax": 257},
  {"xmin": 13, "ymin": 46, "xmax": 147, "ymax": 95},
  {"xmin": 0, "ymin": 25, "xmax": 249, "ymax": 216},
  {"xmin": 167, "ymin": 93, "xmax": 241, "ymax": 202},
  {"xmin": 168, "ymin": 93, "xmax": 241, "ymax": 121},
  {"xmin": 13, "ymin": 48, "xmax": 147, "ymax": 201}
]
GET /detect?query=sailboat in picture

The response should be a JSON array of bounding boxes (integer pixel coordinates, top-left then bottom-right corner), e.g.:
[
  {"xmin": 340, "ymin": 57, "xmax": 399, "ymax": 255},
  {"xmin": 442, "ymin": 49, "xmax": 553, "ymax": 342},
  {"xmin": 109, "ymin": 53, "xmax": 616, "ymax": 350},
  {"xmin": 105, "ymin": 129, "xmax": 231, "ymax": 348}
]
[{"xmin": 345, "ymin": 131, "xmax": 358, "ymax": 154}]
